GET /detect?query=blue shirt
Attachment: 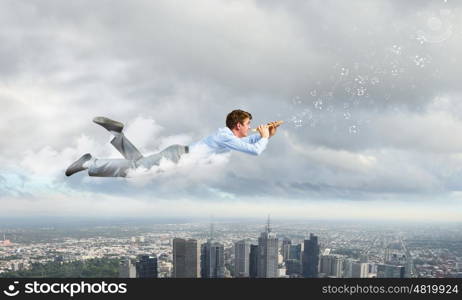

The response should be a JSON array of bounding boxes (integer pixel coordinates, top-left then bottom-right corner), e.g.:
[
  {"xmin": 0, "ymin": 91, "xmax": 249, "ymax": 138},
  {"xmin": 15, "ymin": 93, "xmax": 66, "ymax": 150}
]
[{"xmin": 189, "ymin": 127, "xmax": 269, "ymax": 156}]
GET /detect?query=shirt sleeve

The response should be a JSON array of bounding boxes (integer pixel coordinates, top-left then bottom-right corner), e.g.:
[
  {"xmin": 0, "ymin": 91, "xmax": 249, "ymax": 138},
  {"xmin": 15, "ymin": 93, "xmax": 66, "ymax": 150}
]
[
  {"xmin": 241, "ymin": 134, "xmax": 262, "ymax": 144},
  {"xmin": 218, "ymin": 135, "xmax": 268, "ymax": 156}
]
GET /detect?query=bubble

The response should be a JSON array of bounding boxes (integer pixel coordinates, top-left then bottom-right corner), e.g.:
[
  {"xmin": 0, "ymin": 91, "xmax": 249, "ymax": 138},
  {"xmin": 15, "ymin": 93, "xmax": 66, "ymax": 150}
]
[
  {"xmin": 343, "ymin": 112, "xmax": 351, "ymax": 120},
  {"xmin": 427, "ymin": 16, "xmax": 443, "ymax": 31},
  {"xmin": 343, "ymin": 103, "xmax": 350, "ymax": 109},
  {"xmin": 349, "ymin": 125, "xmax": 359, "ymax": 134},
  {"xmin": 415, "ymin": 10, "xmax": 453, "ymax": 44},
  {"xmin": 391, "ymin": 45, "xmax": 402, "ymax": 55},
  {"xmin": 414, "ymin": 55, "xmax": 426, "ymax": 68},
  {"xmin": 313, "ymin": 98, "xmax": 323, "ymax": 110},
  {"xmin": 292, "ymin": 96, "xmax": 302, "ymax": 105},
  {"xmin": 310, "ymin": 90, "xmax": 317, "ymax": 97},
  {"xmin": 357, "ymin": 86, "xmax": 367, "ymax": 96},
  {"xmin": 294, "ymin": 119, "xmax": 303, "ymax": 128},
  {"xmin": 340, "ymin": 67, "xmax": 350, "ymax": 76},
  {"xmin": 370, "ymin": 77, "xmax": 380, "ymax": 85},
  {"xmin": 354, "ymin": 75, "xmax": 366, "ymax": 85},
  {"xmin": 391, "ymin": 68, "xmax": 400, "ymax": 76},
  {"xmin": 326, "ymin": 105, "xmax": 335, "ymax": 113}
]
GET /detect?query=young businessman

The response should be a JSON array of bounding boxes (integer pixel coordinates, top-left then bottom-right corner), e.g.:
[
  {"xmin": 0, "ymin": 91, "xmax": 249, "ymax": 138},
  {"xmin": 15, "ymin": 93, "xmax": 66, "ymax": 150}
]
[{"xmin": 65, "ymin": 109, "xmax": 283, "ymax": 177}]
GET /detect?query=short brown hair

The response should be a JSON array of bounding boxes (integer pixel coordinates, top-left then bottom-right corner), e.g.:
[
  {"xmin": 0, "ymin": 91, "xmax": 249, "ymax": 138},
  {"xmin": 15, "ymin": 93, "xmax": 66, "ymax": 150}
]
[{"xmin": 226, "ymin": 109, "xmax": 252, "ymax": 130}]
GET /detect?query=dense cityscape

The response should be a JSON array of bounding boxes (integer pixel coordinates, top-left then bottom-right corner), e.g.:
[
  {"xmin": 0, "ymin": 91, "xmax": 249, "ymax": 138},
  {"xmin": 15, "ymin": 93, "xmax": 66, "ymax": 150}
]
[{"xmin": 0, "ymin": 219, "xmax": 461, "ymax": 278}]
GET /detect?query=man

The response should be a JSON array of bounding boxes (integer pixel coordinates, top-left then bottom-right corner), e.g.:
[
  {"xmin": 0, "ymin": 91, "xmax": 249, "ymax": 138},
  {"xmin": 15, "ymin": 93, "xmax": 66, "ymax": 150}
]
[{"xmin": 65, "ymin": 109, "xmax": 282, "ymax": 177}]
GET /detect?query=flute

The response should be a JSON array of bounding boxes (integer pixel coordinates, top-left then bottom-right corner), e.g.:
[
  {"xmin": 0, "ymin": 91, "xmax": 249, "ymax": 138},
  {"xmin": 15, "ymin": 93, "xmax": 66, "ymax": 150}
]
[{"xmin": 250, "ymin": 121, "xmax": 284, "ymax": 132}]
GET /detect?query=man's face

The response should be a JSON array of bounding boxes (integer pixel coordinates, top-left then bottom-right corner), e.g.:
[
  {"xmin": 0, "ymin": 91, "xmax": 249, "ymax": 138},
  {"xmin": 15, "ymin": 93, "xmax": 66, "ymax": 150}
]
[{"xmin": 236, "ymin": 118, "xmax": 251, "ymax": 138}]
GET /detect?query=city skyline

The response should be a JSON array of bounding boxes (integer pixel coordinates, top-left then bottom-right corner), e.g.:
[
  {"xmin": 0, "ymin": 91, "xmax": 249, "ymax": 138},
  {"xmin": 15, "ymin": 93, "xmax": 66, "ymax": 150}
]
[{"xmin": 1, "ymin": 219, "xmax": 460, "ymax": 278}]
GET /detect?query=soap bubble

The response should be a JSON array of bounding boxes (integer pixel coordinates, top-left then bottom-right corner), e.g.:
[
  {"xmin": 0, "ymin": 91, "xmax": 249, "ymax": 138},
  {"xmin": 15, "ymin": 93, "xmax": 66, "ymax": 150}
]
[
  {"xmin": 357, "ymin": 86, "xmax": 367, "ymax": 96},
  {"xmin": 313, "ymin": 99, "xmax": 323, "ymax": 110},
  {"xmin": 415, "ymin": 9, "xmax": 453, "ymax": 44},
  {"xmin": 413, "ymin": 55, "xmax": 427, "ymax": 68},
  {"xmin": 292, "ymin": 96, "xmax": 302, "ymax": 105},
  {"xmin": 340, "ymin": 67, "xmax": 350, "ymax": 76},
  {"xmin": 349, "ymin": 125, "xmax": 359, "ymax": 134},
  {"xmin": 370, "ymin": 77, "xmax": 380, "ymax": 85},
  {"xmin": 391, "ymin": 45, "xmax": 402, "ymax": 55},
  {"xmin": 354, "ymin": 75, "xmax": 366, "ymax": 85}
]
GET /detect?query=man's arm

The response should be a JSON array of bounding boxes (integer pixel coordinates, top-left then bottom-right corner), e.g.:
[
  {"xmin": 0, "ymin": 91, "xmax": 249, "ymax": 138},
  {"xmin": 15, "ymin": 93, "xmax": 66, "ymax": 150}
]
[
  {"xmin": 220, "ymin": 125, "xmax": 270, "ymax": 155},
  {"xmin": 241, "ymin": 133, "xmax": 261, "ymax": 144},
  {"xmin": 220, "ymin": 136, "xmax": 268, "ymax": 155}
]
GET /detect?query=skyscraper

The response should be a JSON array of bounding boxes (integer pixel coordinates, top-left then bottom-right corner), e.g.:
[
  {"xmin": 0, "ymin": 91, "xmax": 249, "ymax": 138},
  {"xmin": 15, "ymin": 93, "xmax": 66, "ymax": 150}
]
[
  {"xmin": 119, "ymin": 257, "xmax": 136, "ymax": 278},
  {"xmin": 377, "ymin": 264, "xmax": 405, "ymax": 278},
  {"xmin": 352, "ymin": 262, "xmax": 369, "ymax": 278},
  {"xmin": 234, "ymin": 239, "xmax": 250, "ymax": 277},
  {"xmin": 285, "ymin": 259, "xmax": 302, "ymax": 277},
  {"xmin": 257, "ymin": 217, "xmax": 279, "ymax": 278},
  {"xmin": 200, "ymin": 241, "xmax": 225, "ymax": 278},
  {"xmin": 302, "ymin": 233, "xmax": 320, "ymax": 278},
  {"xmin": 281, "ymin": 238, "xmax": 292, "ymax": 262},
  {"xmin": 173, "ymin": 238, "xmax": 200, "ymax": 278},
  {"xmin": 319, "ymin": 254, "xmax": 344, "ymax": 278},
  {"xmin": 289, "ymin": 244, "xmax": 302, "ymax": 261},
  {"xmin": 249, "ymin": 244, "xmax": 259, "ymax": 278},
  {"xmin": 136, "ymin": 255, "xmax": 158, "ymax": 278}
]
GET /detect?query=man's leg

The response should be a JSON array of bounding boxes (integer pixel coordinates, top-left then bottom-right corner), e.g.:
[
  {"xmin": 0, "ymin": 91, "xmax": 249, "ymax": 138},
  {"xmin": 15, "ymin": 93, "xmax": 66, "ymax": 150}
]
[
  {"xmin": 87, "ymin": 158, "xmax": 134, "ymax": 177},
  {"xmin": 65, "ymin": 154, "xmax": 134, "ymax": 177},
  {"xmin": 93, "ymin": 116, "xmax": 143, "ymax": 161},
  {"xmin": 110, "ymin": 132, "xmax": 144, "ymax": 161},
  {"xmin": 135, "ymin": 145, "xmax": 188, "ymax": 169}
]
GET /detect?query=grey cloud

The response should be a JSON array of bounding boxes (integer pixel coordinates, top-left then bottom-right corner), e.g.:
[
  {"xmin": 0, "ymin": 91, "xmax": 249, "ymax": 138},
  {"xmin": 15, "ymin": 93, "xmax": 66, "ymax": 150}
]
[{"xmin": 1, "ymin": 0, "xmax": 462, "ymax": 217}]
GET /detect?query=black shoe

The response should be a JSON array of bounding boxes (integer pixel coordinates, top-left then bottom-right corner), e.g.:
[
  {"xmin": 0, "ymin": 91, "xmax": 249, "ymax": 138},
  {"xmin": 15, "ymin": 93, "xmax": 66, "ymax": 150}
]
[
  {"xmin": 93, "ymin": 116, "xmax": 124, "ymax": 133},
  {"xmin": 65, "ymin": 153, "xmax": 92, "ymax": 177}
]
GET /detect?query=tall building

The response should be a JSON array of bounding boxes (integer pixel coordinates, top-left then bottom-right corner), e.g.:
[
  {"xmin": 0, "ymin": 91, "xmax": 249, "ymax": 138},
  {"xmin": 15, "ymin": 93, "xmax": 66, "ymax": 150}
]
[
  {"xmin": 136, "ymin": 255, "xmax": 158, "ymax": 278},
  {"xmin": 319, "ymin": 254, "xmax": 344, "ymax": 278},
  {"xmin": 302, "ymin": 233, "xmax": 320, "ymax": 278},
  {"xmin": 234, "ymin": 240, "xmax": 250, "ymax": 277},
  {"xmin": 119, "ymin": 258, "xmax": 136, "ymax": 278},
  {"xmin": 249, "ymin": 244, "xmax": 259, "ymax": 278},
  {"xmin": 173, "ymin": 238, "xmax": 200, "ymax": 278},
  {"xmin": 200, "ymin": 241, "xmax": 225, "ymax": 278},
  {"xmin": 352, "ymin": 262, "xmax": 369, "ymax": 278},
  {"xmin": 377, "ymin": 264, "xmax": 405, "ymax": 278},
  {"xmin": 288, "ymin": 244, "xmax": 302, "ymax": 261},
  {"xmin": 343, "ymin": 259, "xmax": 354, "ymax": 278},
  {"xmin": 281, "ymin": 238, "xmax": 292, "ymax": 262},
  {"xmin": 285, "ymin": 259, "xmax": 302, "ymax": 277},
  {"xmin": 257, "ymin": 217, "xmax": 279, "ymax": 278}
]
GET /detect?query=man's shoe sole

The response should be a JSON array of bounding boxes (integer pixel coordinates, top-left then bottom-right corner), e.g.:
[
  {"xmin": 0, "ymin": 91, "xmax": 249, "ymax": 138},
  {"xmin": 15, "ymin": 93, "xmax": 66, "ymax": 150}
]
[
  {"xmin": 65, "ymin": 153, "xmax": 92, "ymax": 177},
  {"xmin": 93, "ymin": 116, "xmax": 124, "ymax": 133}
]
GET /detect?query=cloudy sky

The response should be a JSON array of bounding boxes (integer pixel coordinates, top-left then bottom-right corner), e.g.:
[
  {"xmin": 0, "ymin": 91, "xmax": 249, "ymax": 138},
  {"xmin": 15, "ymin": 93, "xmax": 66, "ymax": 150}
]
[{"xmin": 1, "ymin": 0, "xmax": 462, "ymax": 222}]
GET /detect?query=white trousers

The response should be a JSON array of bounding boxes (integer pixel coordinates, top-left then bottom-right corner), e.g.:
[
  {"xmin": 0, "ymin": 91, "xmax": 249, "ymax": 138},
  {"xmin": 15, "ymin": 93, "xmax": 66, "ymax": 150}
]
[{"xmin": 88, "ymin": 133, "xmax": 188, "ymax": 177}]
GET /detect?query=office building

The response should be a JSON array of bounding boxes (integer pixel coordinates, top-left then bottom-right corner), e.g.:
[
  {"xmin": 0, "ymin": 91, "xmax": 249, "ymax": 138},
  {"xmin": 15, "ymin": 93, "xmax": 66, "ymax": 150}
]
[
  {"xmin": 234, "ymin": 239, "xmax": 250, "ymax": 277},
  {"xmin": 173, "ymin": 238, "xmax": 200, "ymax": 278},
  {"xmin": 200, "ymin": 241, "xmax": 225, "ymax": 278},
  {"xmin": 136, "ymin": 255, "xmax": 158, "ymax": 278},
  {"xmin": 257, "ymin": 218, "xmax": 279, "ymax": 278},
  {"xmin": 302, "ymin": 233, "xmax": 320, "ymax": 278}
]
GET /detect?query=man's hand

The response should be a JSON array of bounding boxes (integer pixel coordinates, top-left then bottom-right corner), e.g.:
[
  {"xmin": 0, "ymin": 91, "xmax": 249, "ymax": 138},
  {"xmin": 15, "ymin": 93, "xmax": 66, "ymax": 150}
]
[
  {"xmin": 257, "ymin": 124, "xmax": 270, "ymax": 138},
  {"xmin": 268, "ymin": 120, "xmax": 284, "ymax": 138}
]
